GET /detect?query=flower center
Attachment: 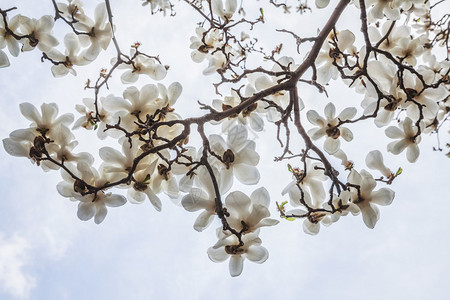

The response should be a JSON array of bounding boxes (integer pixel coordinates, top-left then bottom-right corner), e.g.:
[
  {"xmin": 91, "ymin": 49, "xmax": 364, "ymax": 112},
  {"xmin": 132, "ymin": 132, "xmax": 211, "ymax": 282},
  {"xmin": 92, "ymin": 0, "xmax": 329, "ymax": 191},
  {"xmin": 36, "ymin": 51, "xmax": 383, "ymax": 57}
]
[
  {"xmin": 222, "ymin": 149, "xmax": 235, "ymax": 169},
  {"xmin": 326, "ymin": 124, "xmax": 340, "ymax": 139}
]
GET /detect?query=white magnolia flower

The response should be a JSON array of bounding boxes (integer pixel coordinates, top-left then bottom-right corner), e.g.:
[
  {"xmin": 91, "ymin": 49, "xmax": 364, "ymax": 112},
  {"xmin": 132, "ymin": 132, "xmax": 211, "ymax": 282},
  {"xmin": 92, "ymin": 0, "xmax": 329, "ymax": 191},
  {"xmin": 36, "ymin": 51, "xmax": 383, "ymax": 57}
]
[
  {"xmin": 333, "ymin": 149, "xmax": 354, "ymax": 170},
  {"xmin": 323, "ymin": 190, "xmax": 360, "ymax": 223},
  {"xmin": 209, "ymin": 125, "xmax": 260, "ymax": 192},
  {"xmin": 365, "ymin": 150, "xmax": 393, "ymax": 178},
  {"xmin": 72, "ymin": 189, "xmax": 126, "ymax": 224},
  {"xmin": 128, "ymin": 161, "xmax": 162, "ymax": 211},
  {"xmin": 224, "ymin": 187, "xmax": 279, "ymax": 234},
  {"xmin": 39, "ymin": 124, "xmax": 93, "ymax": 171},
  {"xmin": 100, "ymin": 137, "xmax": 147, "ymax": 179},
  {"xmin": 103, "ymin": 84, "xmax": 165, "ymax": 132},
  {"xmin": 247, "ymin": 57, "xmax": 304, "ymax": 122},
  {"xmin": 19, "ymin": 15, "xmax": 59, "ymax": 52},
  {"xmin": 316, "ymin": 30, "xmax": 357, "ymax": 84},
  {"xmin": 391, "ymin": 37, "xmax": 424, "ymax": 66},
  {"xmin": 189, "ymin": 27, "xmax": 243, "ymax": 75},
  {"xmin": 401, "ymin": 71, "xmax": 449, "ymax": 121},
  {"xmin": 202, "ymin": 48, "xmax": 228, "ymax": 75},
  {"xmin": 211, "ymin": 0, "xmax": 238, "ymax": 21},
  {"xmin": 18, "ymin": 102, "xmax": 74, "ymax": 138},
  {"xmin": 56, "ymin": 0, "xmax": 89, "ymax": 24},
  {"xmin": 307, "ymin": 102, "xmax": 357, "ymax": 154},
  {"xmin": 207, "ymin": 230, "xmax": 269, "ymax": 277},
  {"xmin": 78, "ymin": 3, "xmax": 112, "ymax": 61},
  {"xmin": 361, "ymin": 77, "xmax": 407, "ymax": 128},
  {"xmin": 181, "ymin": 166, "xmax": 220, "ymax": 231},
  {"xmin": 282, "ymin": 159, "xmax": 327, "ymax": 204},
  {"xmin": 2, "ymin": 129, "xmax": 35, "ymax": 159},
  {"xmin": 142, "ymin": 0, "xmax": 172, "ymax": 15},
  {"xmin": 56, "ymin": 162, "xmax": 126, "ymax": 224},
  {"xmin": 285, "ymin": 190, "xmax": 331, "ymax": 235},
  {"xmin": 0, "ymin": 14, "xmax": 20, "ymax": 57},
  {"xmin": 100, "ymin": 140, "xmax": 164, "ymax": 211},
  {"xmin": 366, "ymin": 0, "xmax": 401, "ymax": 22},
  {"xmin": 347, "ymin": 169, "xmax": 395, "ymax": 229},
  {"xmin": 190, "ymin": 27, "xmax": 222, "ymax": 63},
  {"xmin": 150, "ymin": 155, "xmax": 180, "ymax": 201},
  {"xmin": 212, "ymin": 89, "xmax": 264, "ymax": 133},
  {"xmin": 46, "ymin": 33, "xmax": 88, "ymax": 77},
  {"xmin": 368, "ymin": 22, "xmax": 410, "ymax": 51},
  {"xmin": 115, "ymin": 48, "xmax": 167, "ymax": 83},
  {"xmin": 385, "ymin": 117, "xmax": 422, "ymax": 163},
  {"xmin": 73, "ymin": 96, "xmax": 118, "ymax": 139}
]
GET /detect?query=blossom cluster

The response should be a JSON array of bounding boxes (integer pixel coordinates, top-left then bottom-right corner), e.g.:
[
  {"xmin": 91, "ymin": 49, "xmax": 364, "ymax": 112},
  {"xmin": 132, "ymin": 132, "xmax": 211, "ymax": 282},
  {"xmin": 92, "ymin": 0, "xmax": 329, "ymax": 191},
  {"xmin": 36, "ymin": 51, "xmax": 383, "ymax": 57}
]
[
  {"xmin": 2, "ymin": 0, "xmax": 449, "ymax": 277},
  {"xmin": 0, "ymin": 2, "xmax": 113, "ymax": 75}
]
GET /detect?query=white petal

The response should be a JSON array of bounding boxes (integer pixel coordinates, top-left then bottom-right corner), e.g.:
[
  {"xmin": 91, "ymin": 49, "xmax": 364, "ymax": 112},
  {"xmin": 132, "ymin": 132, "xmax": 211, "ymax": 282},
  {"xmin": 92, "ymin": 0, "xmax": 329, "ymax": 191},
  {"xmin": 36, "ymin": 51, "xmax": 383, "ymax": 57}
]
[
  {"xmin": 324, "ymin": 137, "xmax": 340, "ymax": 154},
  {"xmin": 163, "ymin": 177, "xmax": 179, "ymax": 199},
  {"xmin": 19, "ymin": 102, "xmax": 41, "ymax": 123},
  {"xmin": 56, "ymin": 182, "xmax": 74, "ymax": 198},
  {"xmin": 0, "ymin": 50, "xmax": 10, "ymax": 68},
  {"xmin": 365, "ymin": 150, "xmax": 391, "ymax": 176},
  {"xmin": 360, "ymin": 203, "xmax": 379, "ymax": 229},
  {"xmin": 371, "ymin": 188, "xmax": 395, "ymax": 206},
  {"xmin": 234, "ymin": 164, "xmax": 260, "ymax": 185},
  {"xmin": 235, "ymin": 146, "xmax": 259, "ymax": 166},
  {"xmin": 257, "ymin": 218, "xmax": 280, "ymax": 227},
  {"xmin": 246, "ymin": 204, "xmax": 270, "ymax": 228},
  {"xmin": 168, "ymin": 82, "xmax": 183, "ymax": 106},
  {"xmin": 324, "ymin": 102, "xmax": 336, "ymax": 119},
  {"xmin": 2, "ymin": 138, "xmax": 29, "ymax": 157},
  {"xmin": 9, "ymin": 129, "xmax": 34, "ymax": 141},
  {"xmin": 229, "ymin": 255, "xmax": 244, "ymax": 277},
  {"xmin": 406, "ymin": 144, "xmax": 420, "ymax": 163},
  {"xmin": 105, "ymin": 194, "xmax": 126, "ymax": 207},
  {"xmin": 307, "ymin": 180, "xmax": 325, "ymax": 203},
  {"xmin": 387, "ymin": 139, "xmax": 409, "ymax": 155},
  {"xmin": 207, "ymin": 246, "xmax": 229, "ymax": 263},
  {"xmin": 306, "ymin": 110, "xmax": 325, "ymax": 126},
  {"xmin": 94, "ymin": 3, "xmax": 107, "ymax": 26},
  {"xmin": 144, "ymin": 189, "xmax": 162, "ymax": 211},
  {"xmin": 193, "ymin": 210, "xmax": 215, "ymax": 232},
  {"xmin": 250, "ymin": 187, "xmax": 270, "ymax": 207},
  {"xmin": 77, "ymin": 202, "xmax": 95, "ymax": 221},
  {"xmin": 385, "ymin": 126, "xmax": 404, "ymax": 139},
  {"xmin": 285, "ymin": 208, "xmax": 307, "ymax": 216},
  {"xmin": 99, "ymin": 147, "xmax": 124, "ymax": 163},
  {"xmin": 337, "ymin": 107, "xmax": 357, "ymax": 121},
  {"xmin": 225, "ymin": 191, "xmax": 251, "ymax": 217},
  {"xmin": 245, "ymin": 246, "xmax": 269, "ymax": 263},
  {"xmin": 182, "ymin": 188, "xmax": 212, "ymax": 212},
  {"xmin": 227, "ymin": 125, "xmax": 248, "ymax": 150},
  {"xmin": 121, "ymin": 71, "xmax": 138, "ymax": 84},
  {"xmin": 315, "ymin": 0, "xmax": 330, "ymax": 8},
  {"xmin": 303, "ymin": 220, "xmax": 320, "ymax": 235},
  {"xmin": 149, "ymin": 64, "xmax": 167, "ymax": 81},
  {"xmin": 225, "ymin": 0, "xmax": 238, "ymax": 16},
  {"xmin": 94, "ymin": 205, "xmax": 107, "ymax": 224},
  {"xmin": 340, "ymin": 127, "xmax": 353, "ymax": 142},
  {"xmin": 141, "ymin": 84, "xmax": 159, "ymax": 101},
  {"xmin": 127, "ymin": 189, "xmax": 146, "ymax": 204},
  {"xmin": 249, "ymin": 114, "xmax": 264, "ymax": 132},
  {"xmin": 211, "ymin": 0, "xmax": 225, "ymax": 19},
  {"xmin": 337, "ymin": 30, "xmax": 355, "ymax": 50}
]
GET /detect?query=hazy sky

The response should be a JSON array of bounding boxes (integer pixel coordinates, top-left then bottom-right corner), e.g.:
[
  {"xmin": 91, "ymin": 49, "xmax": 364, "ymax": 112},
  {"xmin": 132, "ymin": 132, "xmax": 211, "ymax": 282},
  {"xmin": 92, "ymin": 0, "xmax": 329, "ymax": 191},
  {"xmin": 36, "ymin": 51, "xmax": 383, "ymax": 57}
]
[{"xmin": 0, "ymin": 1, "xmax": 449, "ymax": 299}]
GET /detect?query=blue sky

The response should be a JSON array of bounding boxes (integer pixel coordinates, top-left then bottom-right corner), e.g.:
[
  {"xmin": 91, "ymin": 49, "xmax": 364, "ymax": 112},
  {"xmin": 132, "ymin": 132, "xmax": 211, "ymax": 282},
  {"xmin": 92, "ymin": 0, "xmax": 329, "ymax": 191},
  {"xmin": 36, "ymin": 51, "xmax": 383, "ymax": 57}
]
[{"xmin": 0, "ymin": 1, "xmax": 449, "ymax": 299}]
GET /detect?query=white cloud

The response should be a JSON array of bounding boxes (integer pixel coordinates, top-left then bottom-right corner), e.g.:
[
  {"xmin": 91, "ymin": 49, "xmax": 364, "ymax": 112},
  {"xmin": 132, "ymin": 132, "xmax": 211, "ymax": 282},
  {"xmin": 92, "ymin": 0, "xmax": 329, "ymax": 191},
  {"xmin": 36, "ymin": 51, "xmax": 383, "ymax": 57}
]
[{"xmin": 0, "ymin": 234, "xmax": 36, "ymax": 300}]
